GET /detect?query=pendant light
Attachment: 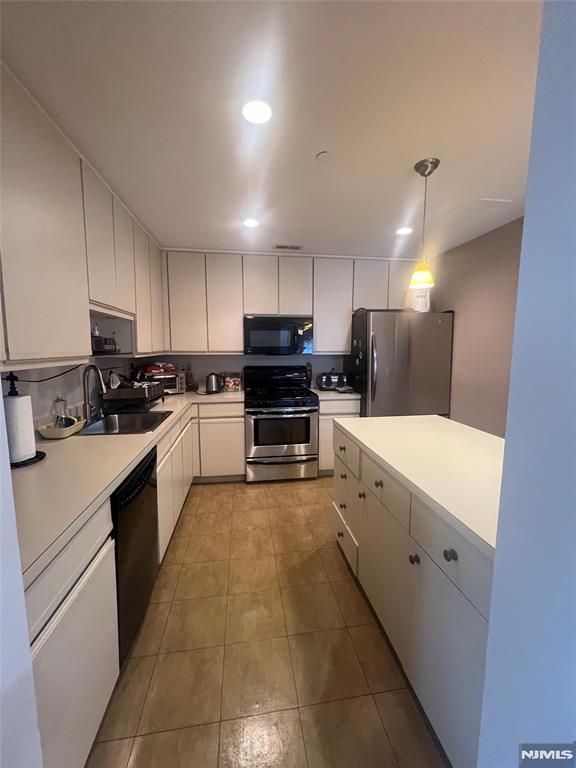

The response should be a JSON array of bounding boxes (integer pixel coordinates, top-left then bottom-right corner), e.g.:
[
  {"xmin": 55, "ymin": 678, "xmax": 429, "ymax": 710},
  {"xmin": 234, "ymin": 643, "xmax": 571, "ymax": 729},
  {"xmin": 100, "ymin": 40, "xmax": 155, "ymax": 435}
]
[{"xmin": 409, "ymin": 157, "xmax": 439, "ymax": 289}]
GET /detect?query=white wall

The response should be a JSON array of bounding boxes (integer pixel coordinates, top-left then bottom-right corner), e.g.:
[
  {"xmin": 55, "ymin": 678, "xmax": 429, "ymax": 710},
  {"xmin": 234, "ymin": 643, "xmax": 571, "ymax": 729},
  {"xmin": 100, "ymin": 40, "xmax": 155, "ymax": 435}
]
[
  {"xmin": 477, "ymin": 2, "xmax": 576, "ymax": 764},
  {"xmin": 0, "ymin": 402, "xmax": 43, "ymax": 767}
]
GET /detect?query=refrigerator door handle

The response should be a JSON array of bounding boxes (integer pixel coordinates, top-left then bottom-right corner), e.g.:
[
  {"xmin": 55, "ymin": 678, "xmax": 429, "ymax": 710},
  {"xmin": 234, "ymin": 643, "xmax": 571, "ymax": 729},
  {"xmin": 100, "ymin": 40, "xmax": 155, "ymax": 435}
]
[{"xmin": 370, "ymin": 332, "xmax": 378, "ymax": 401}]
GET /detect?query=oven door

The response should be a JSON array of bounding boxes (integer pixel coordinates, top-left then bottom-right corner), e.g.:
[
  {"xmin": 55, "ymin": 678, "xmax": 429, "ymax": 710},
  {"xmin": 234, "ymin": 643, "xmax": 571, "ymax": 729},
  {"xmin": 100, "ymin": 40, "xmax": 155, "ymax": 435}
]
[{"xmin": 245, "ymin": 408, "xmax": 319, "ymax": 458}]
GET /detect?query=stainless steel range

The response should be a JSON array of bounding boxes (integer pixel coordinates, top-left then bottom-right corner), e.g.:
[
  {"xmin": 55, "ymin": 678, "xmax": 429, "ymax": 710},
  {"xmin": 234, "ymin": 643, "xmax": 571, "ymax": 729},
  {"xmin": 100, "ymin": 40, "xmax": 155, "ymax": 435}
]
[{"xmin": 244, "ymin": 366, "xmax": 319, "ymax": 482}]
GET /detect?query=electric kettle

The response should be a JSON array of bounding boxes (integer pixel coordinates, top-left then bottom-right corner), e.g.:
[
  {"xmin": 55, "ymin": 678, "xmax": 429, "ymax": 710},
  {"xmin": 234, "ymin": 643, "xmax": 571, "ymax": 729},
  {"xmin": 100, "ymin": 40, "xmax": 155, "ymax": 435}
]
[{"xmin": 205, "ymin": 372, "xmax": 226, "ymax": 394}]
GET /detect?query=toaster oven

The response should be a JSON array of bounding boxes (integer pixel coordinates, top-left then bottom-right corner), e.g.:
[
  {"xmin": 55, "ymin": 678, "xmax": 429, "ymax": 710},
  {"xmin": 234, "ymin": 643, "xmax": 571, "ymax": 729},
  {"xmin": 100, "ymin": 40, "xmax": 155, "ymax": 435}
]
[{"xmin": 144, "ymin": 371, "xmax": 186, "ymax": 395}]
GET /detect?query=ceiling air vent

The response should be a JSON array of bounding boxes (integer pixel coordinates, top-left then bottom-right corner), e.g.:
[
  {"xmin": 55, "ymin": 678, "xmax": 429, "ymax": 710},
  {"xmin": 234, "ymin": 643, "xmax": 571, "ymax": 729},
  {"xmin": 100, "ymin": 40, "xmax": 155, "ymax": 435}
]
[{"xmin": 273, "ymin": 244, "xmax": 303, "ymax": 251}]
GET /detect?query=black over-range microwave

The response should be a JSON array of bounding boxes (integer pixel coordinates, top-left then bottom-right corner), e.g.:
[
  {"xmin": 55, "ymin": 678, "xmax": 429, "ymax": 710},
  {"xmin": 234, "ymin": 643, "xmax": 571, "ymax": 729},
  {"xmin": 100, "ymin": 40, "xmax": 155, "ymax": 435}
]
[{"xmin": 243, "ymin": 316, "xmax": 313, "ymax": 355}]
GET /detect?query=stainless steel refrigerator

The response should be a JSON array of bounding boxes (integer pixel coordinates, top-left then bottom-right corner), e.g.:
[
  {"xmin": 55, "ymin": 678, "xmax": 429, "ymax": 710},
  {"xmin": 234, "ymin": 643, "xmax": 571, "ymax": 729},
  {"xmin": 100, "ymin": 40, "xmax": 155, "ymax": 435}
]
[{"xmin": 346, "ymin": 309, "xmax": 454, "ymax": 417}]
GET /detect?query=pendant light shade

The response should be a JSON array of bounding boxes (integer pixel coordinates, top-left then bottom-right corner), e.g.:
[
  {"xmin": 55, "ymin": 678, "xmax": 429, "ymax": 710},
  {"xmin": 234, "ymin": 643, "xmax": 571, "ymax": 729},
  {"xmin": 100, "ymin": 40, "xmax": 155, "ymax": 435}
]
[
  {"xmin": 409, "ymin": 157, "xmax": 440, "ymax": 290},
  {"xmin": 409, "ymin": 260, "xmax": 435, "ymax": 289}
]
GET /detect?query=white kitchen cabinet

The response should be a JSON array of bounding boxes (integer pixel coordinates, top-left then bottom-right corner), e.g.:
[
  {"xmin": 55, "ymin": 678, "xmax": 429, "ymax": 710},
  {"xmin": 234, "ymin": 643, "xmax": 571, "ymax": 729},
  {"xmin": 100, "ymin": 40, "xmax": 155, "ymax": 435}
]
[
  {"xmin": 388, "ymin": 260, "xmax": 415, "ymax": 309},
  {"xmin": 134, "ymin": 224, "xmax": 152, "ymax": 354},
  {"xmin": 243, "ymin": 254, "xmax": 278, "ymax": 314},
  {"xmin": 112, "ymin": 198, "xmax": 136, "ymax": 313},
  {"xmin": 200, "ymin": 418, "xmax": 245, "ymax": 476},
  {"xmin": 313, "ymin": 258, "xmax": 353, "ymax": 353},
  {"xmin": 319, "ymin": 410, "xmax": 360, "ymax": 471},
  {"xmin": 191, "ymin": 419, "xmax": 201, "ymax": 478},
  {"xmin": 32, "ymin": 539, "xmax": 118, "ymax": 768},
  {"xmin": 171, "ymin": 429, "xmax": 185, "ymax": 518},
  {"xmin": 353, "ymin": 259, "xmax": 389, "ymax": 310},
  {"xmin": 181, "ymin": 420, "xmax": 194, "ymax": 503},
  {"xmin": 168, "ymin": 251, "xmax": 208, "ymax": 352},
  {"xmin": 149, "ymin": 240, "xmax": 164, "ymax": 352},
  {"xmin": 82, "ymin": 162, "xmax": 116, "ymax": 308},
  {"xmin": 207, "ymin": 253, "xmax": 244, "ymax": 352},
  {"xmin": 156, "ymin": 451, "xmax": 174, "ymax": 562},
  {"xmin": 1, "ymin": 68, "xmax": 91, "ymax": 361},
  {"xmin": 279, "ymin": 256, "xmax": 313, "ymax": 315},
  {"xmin": 161, "ymin": 252, "xmax": 171, "ymax": 351}
]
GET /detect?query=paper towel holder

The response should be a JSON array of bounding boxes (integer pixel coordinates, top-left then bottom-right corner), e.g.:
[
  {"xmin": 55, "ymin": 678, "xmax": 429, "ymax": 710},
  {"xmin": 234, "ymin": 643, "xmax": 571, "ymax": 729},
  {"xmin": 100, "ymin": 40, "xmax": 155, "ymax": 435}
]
[{"xmin": 5, "ymin": 372, "xmax": 47, "ymax": 469}]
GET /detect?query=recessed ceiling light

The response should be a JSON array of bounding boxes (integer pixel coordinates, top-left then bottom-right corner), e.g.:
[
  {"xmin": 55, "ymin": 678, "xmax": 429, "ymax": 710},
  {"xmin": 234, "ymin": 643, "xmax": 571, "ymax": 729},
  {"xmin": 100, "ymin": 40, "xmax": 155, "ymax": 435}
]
[
  {"xmin": 243, "ymin": 218, "xmax": 259, "ymax": 228},
  {"xmin": 396, "ymin": 227, "xmax": 413, "ymax": 235},
  {"xmin": 242, "ymin": 101, "xmax": 272, "ymax": 124}
]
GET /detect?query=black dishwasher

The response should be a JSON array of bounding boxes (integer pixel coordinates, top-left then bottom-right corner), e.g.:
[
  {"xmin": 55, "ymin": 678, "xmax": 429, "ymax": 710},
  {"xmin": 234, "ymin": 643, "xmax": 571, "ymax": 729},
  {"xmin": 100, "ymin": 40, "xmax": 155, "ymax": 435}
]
[{"xmin": 111, "ymin": 447, "xmax": 159, "ymax": 664}]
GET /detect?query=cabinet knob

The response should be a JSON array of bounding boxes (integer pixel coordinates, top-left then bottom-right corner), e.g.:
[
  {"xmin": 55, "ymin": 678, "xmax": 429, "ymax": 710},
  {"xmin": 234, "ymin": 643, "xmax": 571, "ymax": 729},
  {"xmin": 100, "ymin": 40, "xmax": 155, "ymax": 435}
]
[
  {"xmin": 340, "ymin": 473, "xmax": 347, "ymax": 480},
  {"xmin": 358, "ymin": 491, "xmax": 366, "ymax": 499},
  {"xmin": 337, "ymin": 531, "xmax": 344, "ymax": 538},
  {"xmin": 339, "ymin": 445, "xmax": 346, "ymax": 452},
  {"xmin": 339, "ymin": 503, "xmax": 346, "ymax": 510},
  {"xmin": 408, "ymin": 554, "xmax": 421, "ymax": 565},
  {"xmin": 374, "ymin": 479, "xmax": 384, "ymax": 488},
  {"xmin": 443, "ymin": 548, "xmax": 459, "ymax": 563}
]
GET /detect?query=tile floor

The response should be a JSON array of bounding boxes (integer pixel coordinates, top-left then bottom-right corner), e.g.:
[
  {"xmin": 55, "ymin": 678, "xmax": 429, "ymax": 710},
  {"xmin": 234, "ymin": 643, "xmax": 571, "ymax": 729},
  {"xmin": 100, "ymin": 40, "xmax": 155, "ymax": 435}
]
[{"xmin": 87, "ymin": 478, "xmax": 448, "ymax": 768}]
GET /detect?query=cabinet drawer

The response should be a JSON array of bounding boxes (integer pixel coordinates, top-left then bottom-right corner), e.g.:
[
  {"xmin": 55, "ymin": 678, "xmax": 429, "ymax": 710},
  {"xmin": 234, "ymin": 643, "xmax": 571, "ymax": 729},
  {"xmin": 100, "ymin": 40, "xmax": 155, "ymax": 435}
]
[
  {"xmin": 320, "ymin": 399, "xmax": 361, "ymax": 415},
  {"xmin": 410, "ymin": 496, "xmax": 493, "ymax": 619},
  {"xmin": 333, "ymin": 456, "xmax": 348, "ymax": 509},
  {"xmin": 361, "ymin": 453, "xmax": 410, "ymax": 530},
  {"xmin": 199, "ymin": 402, "xmax": 244, "ymax": 418},
  {"xmin": 331, "ymin": 502, "xmax": 358, "ymax": 575},
  {"xmin": 333, "ymin": 427, "xmax": 360, "ymax": 477}
]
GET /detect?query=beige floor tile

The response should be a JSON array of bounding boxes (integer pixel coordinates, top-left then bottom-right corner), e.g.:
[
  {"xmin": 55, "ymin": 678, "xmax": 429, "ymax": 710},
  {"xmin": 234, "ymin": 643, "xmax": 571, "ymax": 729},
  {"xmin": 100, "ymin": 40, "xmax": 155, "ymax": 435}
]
[
  {"xmin": 201, "ymin": 483, "xmax": 235, "ymax": 499},
  {"xmin": 233, "ymin": 484, "xmax": 268, "ymax": 498},
  {"xmin": 271, "ymin": 524, "xmax": 316, "ymax": 554},
  {"xmin": 265, "ymin": 483, "xmax": 300, "ymax": 497},
  {"xmin": 232, "ymin": 506, "xmax": 270, "ymax": 529},
  {"xmin": 267, "ymin": 505, "xmax": 307, "ymax": 527},
  {"xmin": 86, "ymin": 738, "xmax": 133, "ymax": 768},
  {"xmin": 349, "ymin": 625, "xmax": 406, "ymax": 694},
  {"xmin": 185, "ymin": 532, "xmax": 231, "ymax": 562},
  {"xmin": 97, "ymin": 657, "xmax": 156, "ymax": 740},
  {"xmin": 196, "ymin": 496, "xmax": 234, "ymax": 515},
  {"xmin": 300, "ymin": 695, "xmax": 397, "ymax": 768},
  {"xmin": 130, "ymin": 603, "xmax": 171, "ymax": 658},
  {"xmin": 319, "ymin": 476, "xmax": 334, "ymax": 489},
  {"xmin": 296, "ymin": 487, "xmax": 331, "ymax": 506},
  {"xmin": 331, "ymin": 580, "xmax": 375, "ymax": 626},
  {"xmin": 173, "ymin": 512, "xmax": 196, "ymax": 538},
  {"xmin": 289, "ymin": 629, "xmax": 369, "ymax": 706},
  {"xmin": 221, "ymin": 637, "xmax": 297, "ymax": 720},
  {"xmin": 310, "ymin": 523, "xmax": 338, "ymax": 550},
  {"xmin": 149, "ymin": 565, "xmax": 181, "ymax": 603},
  {"xmin": 289, "ymin": 479, "xmax": 325, "ymax": 490},
  {"xmin": 281, "ymin": 583, "xmax": 345, "ymax": 634},
  {"xmin": 228, "ymin": 555, "xmax": 279, "ymax": 594},
  {"xmin": 319, "ymin": 548, "xmax": 352, "ymax": 581},
  {"xmin": 230, "ymin": 528, "xmax": 274, "ymax": 559},
  {"xmin": 161, "ymin": 596, "xmax": 227, "ymax": 652},
  {"xmin": 218, "ymin": 710, "xmax": 307, "ymax": 768},
  {"xmin": 175, "ymin": 561, "xmax": 229, "ymax": 600},
  {"xmin": 129, "ymin": 723, "xmax": 219, "ymax": 768},
  {"xmin": 302, "ymin": 502, "xmax": 332, "ymax": 527},
  {"xmin": 276, "ymin": 550, "xmax": 328, "ymax": 587},
  {"xmin": 226, "ymin": 589, "xmax": 286, "ymax": 644},
  {"xmin": 162, "ymin": 536, "xmax": 190, "ymax": 566},
  {"xmin": 192, "ymin": 510, "xmax": 232, "ymax": 534},
  {"xmin": 374, "ymin": 689, "xmax": 447, "ymax": 767},
  {"xmin": 266, "ymin": 491, "xmax": 303, "ymax": 511},
  {"xmin": 138, "ymin": 647, "xmax": 224, "ymax": 733}
]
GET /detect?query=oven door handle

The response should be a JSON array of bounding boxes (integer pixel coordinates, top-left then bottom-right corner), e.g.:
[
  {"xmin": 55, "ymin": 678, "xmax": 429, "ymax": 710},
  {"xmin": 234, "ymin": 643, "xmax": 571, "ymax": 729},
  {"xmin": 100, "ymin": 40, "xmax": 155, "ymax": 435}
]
[
  {"xmin": 245, "ymin": 408, "xmax": 318, "ymax": 417},
  {"xmin": 246, "ymin": 457, "xmax": 318, "ymax": 465}
]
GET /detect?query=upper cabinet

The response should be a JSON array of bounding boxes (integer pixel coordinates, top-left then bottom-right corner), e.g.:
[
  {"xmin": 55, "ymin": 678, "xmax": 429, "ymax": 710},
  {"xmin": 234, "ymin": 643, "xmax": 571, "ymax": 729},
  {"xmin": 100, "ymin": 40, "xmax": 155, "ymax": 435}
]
[
  {"xmin": 354, "ymin": 260, "xmax": 390, "ymax": 310},
  {"xmin": 149, "ymin": 241, "xmax": 164, "ymax": 352},
  {"xmin": 0, "ymin": 68, "xmax": 90, "ymax": 361},
  {"xmin": 81, "ymin": 162, "xmax": 116, "ymax": 308},
  {"xmin": 112, "ymin": 198, "xmax": 136, "ymax": 313},
  {"xmin": 279, "ymin": 257, "xmax": 313, "ymax": 315},
  {"xmin": 243, "ymin": 254, "xmax": 278, "ymax": 314},
  {"xmin": 389, "ymin": 261, "xmax": 415, "ymax": 309},
  {"xmin": 134, "ymin": 224, "xmax": 152, "ymax": 354},
  {"xmin": 206, "ymin": 253, "xmax": 243, "ymax": 352},
  {"xmin": 168, "ymin": 252, "xmax": 208, "ymax": 352},
  {"xmin": 314, "ymin": 258, "xmax": 354, "ymax": 353}
]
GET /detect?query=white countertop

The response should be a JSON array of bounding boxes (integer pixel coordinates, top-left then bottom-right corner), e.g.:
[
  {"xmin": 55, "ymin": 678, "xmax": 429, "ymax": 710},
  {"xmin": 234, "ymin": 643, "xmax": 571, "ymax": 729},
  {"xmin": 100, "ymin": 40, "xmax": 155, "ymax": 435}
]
[
  {"xmin": 312, "ymin": 388, "xmax": 361, "ymax": 401},
  {"xmin": 185, "ymin": 389, "xmax": 244, "ymax": 403},
  {"xmin": 334, "ymin": 415, "xmax": 504, "ymax": 555}
]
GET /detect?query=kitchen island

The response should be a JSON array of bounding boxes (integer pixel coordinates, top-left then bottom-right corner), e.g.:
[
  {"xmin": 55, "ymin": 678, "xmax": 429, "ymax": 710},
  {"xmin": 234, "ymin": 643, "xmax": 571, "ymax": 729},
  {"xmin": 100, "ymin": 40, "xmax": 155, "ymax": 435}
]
[{"xmin": 331, "ymin": 415, "xmax": 504, "ymax": 768}]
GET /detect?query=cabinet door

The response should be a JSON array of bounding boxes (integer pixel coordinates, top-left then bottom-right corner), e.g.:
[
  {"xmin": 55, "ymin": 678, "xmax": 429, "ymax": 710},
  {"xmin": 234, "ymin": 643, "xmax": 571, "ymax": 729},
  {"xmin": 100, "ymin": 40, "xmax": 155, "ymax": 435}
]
[
  {"xmin": 156, "ymin": 451, "xmax": 174, "ymax": 563},
  {"xmin": 181, "ymin": 421, "xmax": 194, "ymax": 501},
  {"xmin": 168, "ymin": 251, "xmax": 208, "ymax": 352},
  {"xmin": 149, "ymin": 240, "xmax": 164, "ymax": 351},
  {"xmin": 161, "ymin": 252, "xmax": 171, "ymax": 351},
  {"xmin": 313, "ymin": 258, "xmax": 353, "ymax": 352},
  {"xmin": 243, "ymin": 254, "xmax": 278, "ymax": 314},
  {"xmin": 191, "ymin": 420, "xmax": 201, "ymax": 478},
  {"xmin": 32, "ymin": 539, "xmax": 118, "ymax": 768},
  {"xmin": 388, "ymin": 261, "xmax": 415, "ymax": 309},
  {"xmin": 279, "ymin": 257, "xmax": 313, "ymax": 315},
  {"xmin": 82, "ymin": 162, "xmax": 116, "ymax": 307},
  {"xmin": 319, "ymin": 416, "xmax": 335, "ymax": 471},
  {"xmin": 113, "ymin": 198, "xmax": 136, "ymax": 313},
  {"xmin": 353, "ymin": 260, "xmax": 389, "ymax": 310},
  {"xmin": 134, "ymin": 224, "xmax": 152, "ymax": 354},
  {"xmin": 199, "ymin": 418, "xmax": 245, "ymax": 476},
  {"xmin": 171, "ymin": 432, "xmax": 185, "ymax": 521},
  {"xmin": 206, "ymin": 253, "xmax": 244, "ymax": 352},
  {"xmin": 1, "ymin": 69, "xmax": 91, "ymax": 361}
]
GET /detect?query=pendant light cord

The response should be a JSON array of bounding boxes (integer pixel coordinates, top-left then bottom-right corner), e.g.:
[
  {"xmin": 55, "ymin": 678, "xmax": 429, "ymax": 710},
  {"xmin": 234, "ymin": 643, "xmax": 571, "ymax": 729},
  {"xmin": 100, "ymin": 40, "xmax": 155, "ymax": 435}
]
[{"xmin": 421, "ymin": 175, "xmax": 428, "ymax": 262}]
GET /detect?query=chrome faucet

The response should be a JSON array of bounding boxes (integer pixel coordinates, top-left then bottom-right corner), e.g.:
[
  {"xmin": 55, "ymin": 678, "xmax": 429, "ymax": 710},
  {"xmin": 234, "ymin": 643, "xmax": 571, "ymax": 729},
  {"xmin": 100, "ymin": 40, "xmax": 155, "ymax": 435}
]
[{"xmin": 83, "ymin": 364, "xmax": 107, "ymax": 423}]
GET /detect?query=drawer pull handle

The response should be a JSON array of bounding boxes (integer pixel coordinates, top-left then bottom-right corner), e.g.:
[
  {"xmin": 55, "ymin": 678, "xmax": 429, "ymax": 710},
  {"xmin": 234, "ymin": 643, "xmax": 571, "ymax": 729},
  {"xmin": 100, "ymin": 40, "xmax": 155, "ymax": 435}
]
[
  {"xmin": 337, "ymin": 531, "xmax": 344, "ymax": 538},
  {"xmin": 408, "ymin": 554, "xmax": 421, "ymax": 565},
  {"xmin": 339, "ymin": 445, "xmax": 346, "ymax": 452},
  {"xmin": 340, "ymin": 473, "xmax": 347, "ymax": 480},
  {"xmin": 374, "ymin": 480, "xmax": 384, "ymax": 488},
  {"xmin": 339, "ymin": 503, "xmax": 346, "ymax": 510},
  {"xmin": 443, "ymin": 548, "xmax": 459, "ymax": 563},
  {"xmin": 358, "ymin": 492, "xmax": 366, "ymax": 499}
]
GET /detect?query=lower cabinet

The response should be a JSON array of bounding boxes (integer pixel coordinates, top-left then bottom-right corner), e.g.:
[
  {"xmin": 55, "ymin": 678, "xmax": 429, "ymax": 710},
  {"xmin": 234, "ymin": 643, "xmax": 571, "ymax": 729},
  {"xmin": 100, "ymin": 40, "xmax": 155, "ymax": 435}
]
[
  {"xmin": 156, "ymin": 451, "xmax": 174, "ymax": 562},
  {"xmin": 199, "ymin": 417, "xmax": 245, "ymax": 476},
  {"xmin": 319, "ymin": 409, "xmax": 360, "ymax": 470}
]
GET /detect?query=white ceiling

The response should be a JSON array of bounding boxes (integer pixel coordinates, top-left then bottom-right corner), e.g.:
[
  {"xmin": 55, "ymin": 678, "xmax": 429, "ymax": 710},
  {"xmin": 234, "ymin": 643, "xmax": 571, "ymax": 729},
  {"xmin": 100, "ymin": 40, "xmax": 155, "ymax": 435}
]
[{"xmin": 1, "ymin": 1, "xmax": 541, "ymax": 258}]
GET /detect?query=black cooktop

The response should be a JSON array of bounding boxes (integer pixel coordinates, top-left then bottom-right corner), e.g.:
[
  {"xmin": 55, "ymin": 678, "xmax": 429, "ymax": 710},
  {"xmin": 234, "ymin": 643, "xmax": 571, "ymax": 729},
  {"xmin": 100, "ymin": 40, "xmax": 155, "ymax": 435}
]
[{"xmin": 244, "ymin": 365, "xmax": 319, "ymax": 409}]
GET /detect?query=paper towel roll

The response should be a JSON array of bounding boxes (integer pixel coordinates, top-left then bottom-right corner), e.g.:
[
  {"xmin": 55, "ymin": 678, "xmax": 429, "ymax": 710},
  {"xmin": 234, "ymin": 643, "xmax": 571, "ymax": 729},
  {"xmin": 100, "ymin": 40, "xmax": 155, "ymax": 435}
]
[{"xmin": 4, "ymin": 395, "xmax": 36, "ymax": 464}]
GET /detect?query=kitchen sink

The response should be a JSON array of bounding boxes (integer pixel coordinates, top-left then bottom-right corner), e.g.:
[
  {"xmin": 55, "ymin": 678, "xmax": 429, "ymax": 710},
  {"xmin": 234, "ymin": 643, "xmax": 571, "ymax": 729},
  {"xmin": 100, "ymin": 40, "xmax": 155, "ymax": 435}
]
[{"xmin": 79, "ymin": 411, "xmax": 173, "ymax": 435}]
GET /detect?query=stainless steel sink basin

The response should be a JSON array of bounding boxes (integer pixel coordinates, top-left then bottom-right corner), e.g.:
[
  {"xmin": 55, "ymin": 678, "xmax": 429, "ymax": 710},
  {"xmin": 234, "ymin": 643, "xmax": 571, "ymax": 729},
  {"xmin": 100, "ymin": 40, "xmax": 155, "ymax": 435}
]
[{"xmin": 79, "ymin": 411, "xmax": 173, "ymax": 435}]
